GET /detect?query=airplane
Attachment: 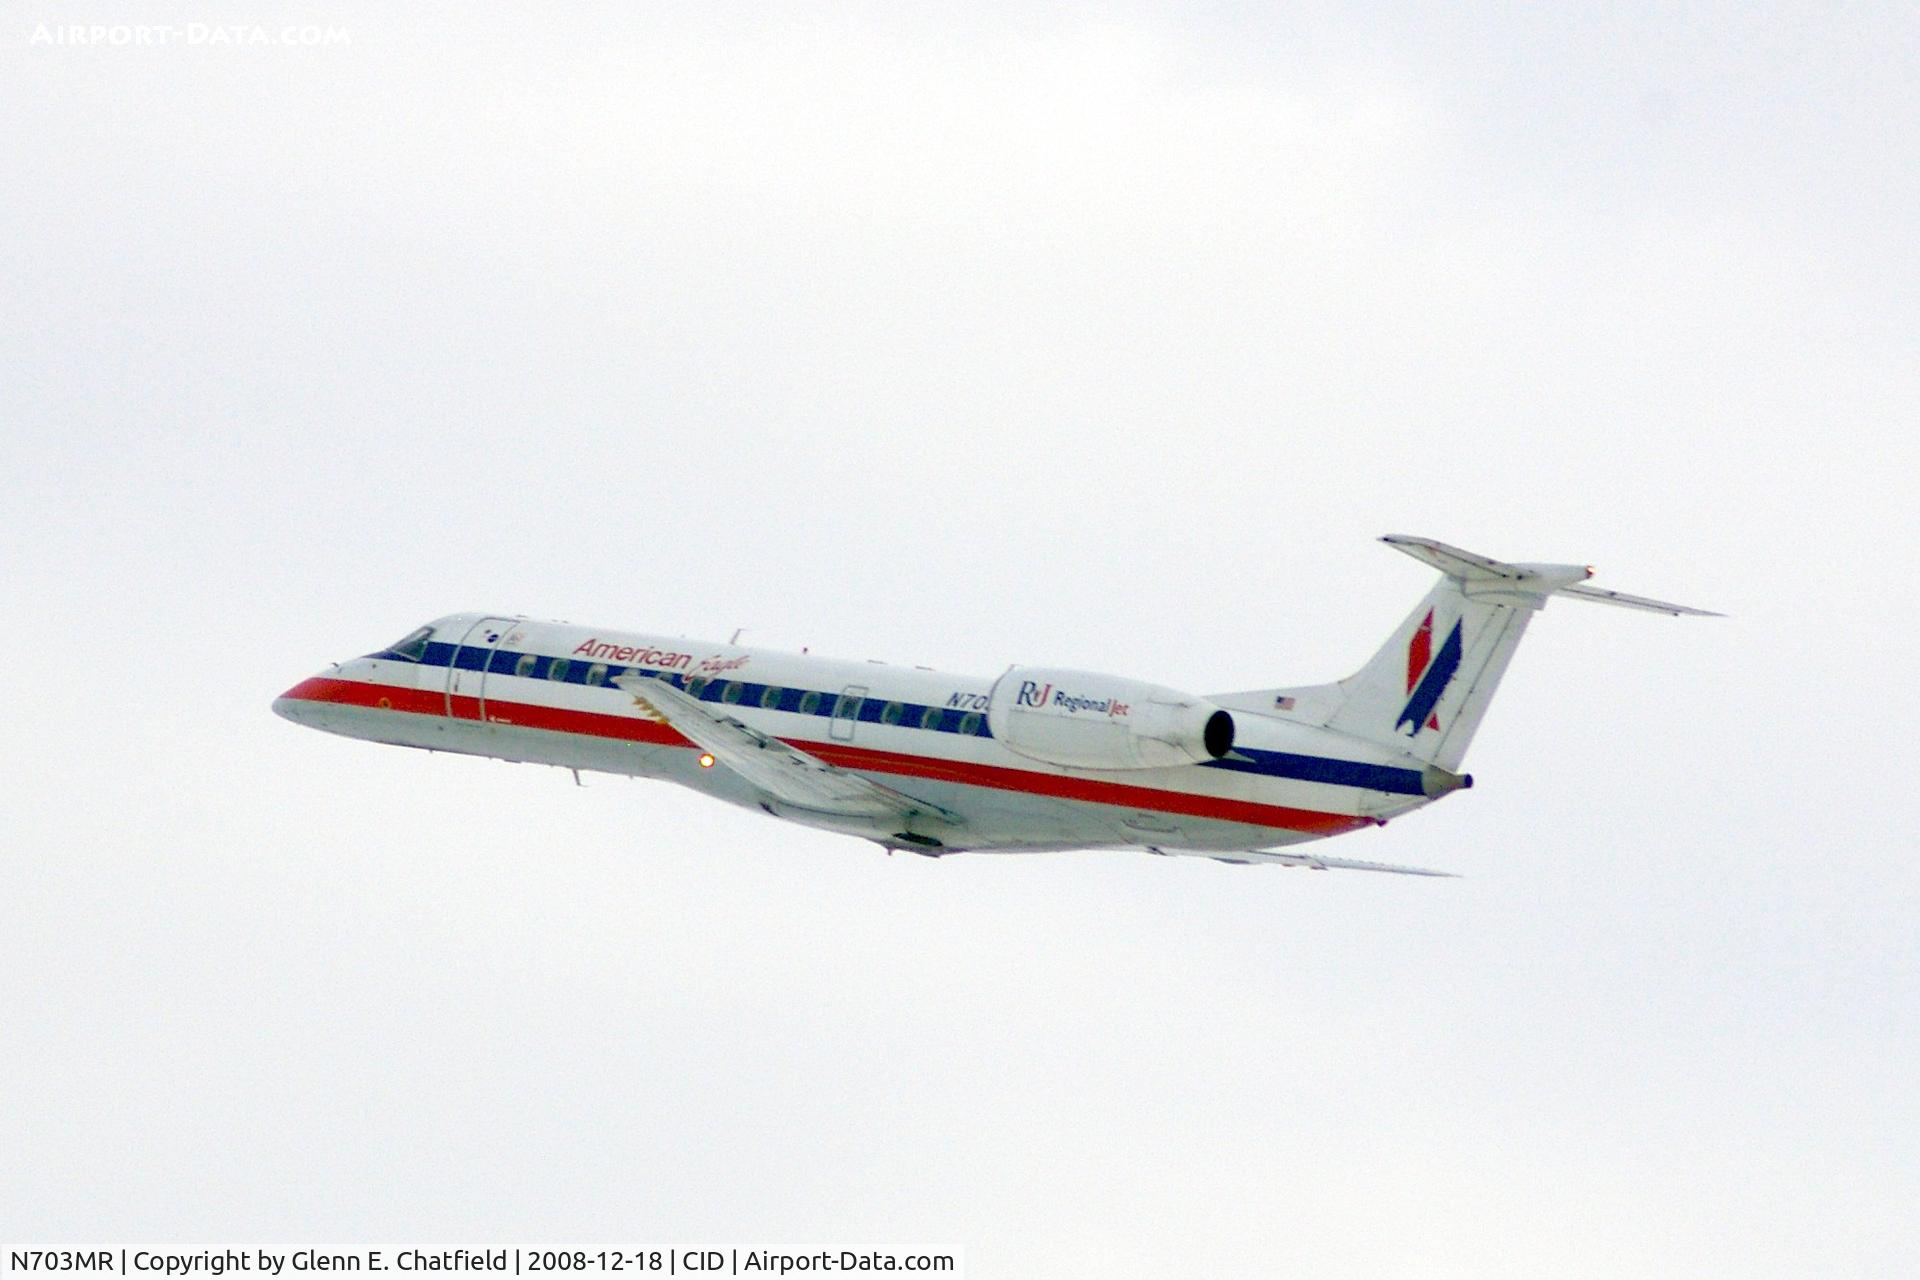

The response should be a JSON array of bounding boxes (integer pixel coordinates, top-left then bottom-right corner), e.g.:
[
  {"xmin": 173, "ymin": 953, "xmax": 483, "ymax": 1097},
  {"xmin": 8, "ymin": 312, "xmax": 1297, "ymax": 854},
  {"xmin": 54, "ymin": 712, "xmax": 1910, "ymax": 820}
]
[{"xmin": 272, "ymin": 536, "xmax": 1716, "ymax": 875}]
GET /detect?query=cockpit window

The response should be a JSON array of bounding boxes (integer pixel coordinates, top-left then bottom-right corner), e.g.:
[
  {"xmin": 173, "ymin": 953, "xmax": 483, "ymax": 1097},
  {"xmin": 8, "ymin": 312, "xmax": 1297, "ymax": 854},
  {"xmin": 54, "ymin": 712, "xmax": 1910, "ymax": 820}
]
[{"xmin": 382, "ymin": 626, "xmax": 432, "ymax": 663}]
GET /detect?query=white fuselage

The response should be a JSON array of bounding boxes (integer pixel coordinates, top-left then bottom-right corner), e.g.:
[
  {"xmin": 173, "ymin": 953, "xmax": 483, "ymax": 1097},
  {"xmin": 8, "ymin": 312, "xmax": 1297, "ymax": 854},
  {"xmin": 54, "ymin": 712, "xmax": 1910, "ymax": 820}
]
[{"xmin": 274, "ymin": 612, "xmax": 1444, "ymax": 857}]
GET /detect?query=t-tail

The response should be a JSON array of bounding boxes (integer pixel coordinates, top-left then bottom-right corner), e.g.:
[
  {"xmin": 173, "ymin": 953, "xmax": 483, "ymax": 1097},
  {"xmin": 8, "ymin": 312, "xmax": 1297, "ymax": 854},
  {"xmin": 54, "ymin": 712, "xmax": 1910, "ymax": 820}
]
[{"xmin": 1217, "ymin": 536, "xmax": 1719, "ymax": 773}]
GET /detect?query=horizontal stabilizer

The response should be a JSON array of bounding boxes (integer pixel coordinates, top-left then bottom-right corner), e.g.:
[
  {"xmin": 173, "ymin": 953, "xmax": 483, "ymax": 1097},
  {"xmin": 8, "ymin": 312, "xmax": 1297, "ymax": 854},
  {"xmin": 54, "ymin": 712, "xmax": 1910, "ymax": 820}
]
[
  {"xmin": 1382, "ymin": 534, "xmax": 1719, "ymax": 615},
  {"xmin": 1555, "ymin": 583, "xmax": 1723, "ymax": 616},
  {"xmin": 1215, "ymin": 535, "xmax": 1717, "ymax": 773},
  {"xmin": 1380, "ymin": 535, "xmax": 1533, "ymax": 581},
  {"xmin": 1245, "ymin": 849, "xmax": 1457, "ymax": 876}
]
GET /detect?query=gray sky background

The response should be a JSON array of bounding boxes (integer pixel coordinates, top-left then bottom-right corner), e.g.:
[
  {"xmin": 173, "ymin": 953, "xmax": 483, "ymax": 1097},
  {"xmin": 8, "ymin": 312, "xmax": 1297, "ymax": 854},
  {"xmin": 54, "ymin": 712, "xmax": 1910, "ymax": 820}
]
[{"xmin": 3, "ymin": 4, "xmax": 1915, "ymax": 1275}]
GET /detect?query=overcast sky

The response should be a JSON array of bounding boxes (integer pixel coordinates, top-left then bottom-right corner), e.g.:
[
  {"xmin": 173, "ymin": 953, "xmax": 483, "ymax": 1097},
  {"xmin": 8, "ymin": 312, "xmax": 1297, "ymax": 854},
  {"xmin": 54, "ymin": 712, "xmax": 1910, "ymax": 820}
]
[{"xmin": 4, "ymin": 4, "xmax": 1915, "ymax": 1275}]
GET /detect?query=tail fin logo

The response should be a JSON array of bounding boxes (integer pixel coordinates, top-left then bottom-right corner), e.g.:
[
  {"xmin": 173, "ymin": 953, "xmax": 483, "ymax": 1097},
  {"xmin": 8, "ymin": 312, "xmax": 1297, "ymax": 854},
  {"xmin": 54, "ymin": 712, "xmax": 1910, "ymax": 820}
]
[{"xmin": 1398, "ymin": 610, "xmax": 1464, "ymax": 736}]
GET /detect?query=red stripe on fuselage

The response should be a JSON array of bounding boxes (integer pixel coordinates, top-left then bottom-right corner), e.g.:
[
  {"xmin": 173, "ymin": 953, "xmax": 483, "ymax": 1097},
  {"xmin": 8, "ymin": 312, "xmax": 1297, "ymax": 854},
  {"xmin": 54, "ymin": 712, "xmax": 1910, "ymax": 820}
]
[{"xmin": 279, "ymin": 677, "xmax": 1371, "ymax": 836}]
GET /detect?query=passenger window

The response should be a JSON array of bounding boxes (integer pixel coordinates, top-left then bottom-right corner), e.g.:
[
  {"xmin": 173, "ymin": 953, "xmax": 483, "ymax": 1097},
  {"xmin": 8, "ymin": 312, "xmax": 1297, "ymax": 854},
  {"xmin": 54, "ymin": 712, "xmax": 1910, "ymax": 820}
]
[
  {"xmin": 919, "ymin": 706, "xmax": 943, "ymax": 731},
  {"xmin": 880, "ymin": 702, "xmax": 904, "ymax": 726},
  {"xmin": 686, "ymin": 676, "xmax": 710, "ymax": 698},
  {"xmin": 959, "ymin": 712, "xmax": 982, "ymax": 736},
  {"xmin": 515, "ymin": 653, "xmax": 537, "ymax": 679},
  {"xmin": 586, "ymin": 663, "xmax": 608, "ymax": 686},
  {"xmin": 548, "ymin": 658, "xmax": 571, "ymax": 682},
  {"xmin": 834, "ymin": 694, "xmax": 863, "ymax": 721},
  {"xmin": 759, "ymin": 686, "xmax": 784, "ymax": 710},
  {"xmin": 798, "ymin": 690, "xmax": 822, "ymax": 715},
  {"xmin": 722, "ymin": 681, "xmax": 744, "ymax": 704}
]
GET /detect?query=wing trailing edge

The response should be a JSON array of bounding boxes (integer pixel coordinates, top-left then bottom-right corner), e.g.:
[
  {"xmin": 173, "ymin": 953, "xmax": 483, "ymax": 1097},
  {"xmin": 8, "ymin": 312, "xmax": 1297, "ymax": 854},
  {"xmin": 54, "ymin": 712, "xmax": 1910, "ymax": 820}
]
[{"xmin": 613, "ymin": 673, "xmax": 959, "ymax": 826}]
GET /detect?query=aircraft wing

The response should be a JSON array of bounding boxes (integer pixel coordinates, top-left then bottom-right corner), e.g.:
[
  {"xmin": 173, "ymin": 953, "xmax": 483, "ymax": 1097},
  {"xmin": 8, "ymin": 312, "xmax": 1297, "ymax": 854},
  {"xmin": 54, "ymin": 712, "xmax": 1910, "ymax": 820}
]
[
  {"xmin": 1242, "ymin": 849, "xmax": 1457, "ymax": 876},
  {"xmin": 614, "ymin": 674, "xmax": 959, "ymax": 825}
]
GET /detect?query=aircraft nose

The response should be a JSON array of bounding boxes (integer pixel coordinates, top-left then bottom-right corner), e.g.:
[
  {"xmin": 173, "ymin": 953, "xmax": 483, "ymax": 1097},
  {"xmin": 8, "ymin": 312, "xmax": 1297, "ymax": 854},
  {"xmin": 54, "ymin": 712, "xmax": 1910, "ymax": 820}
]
[{"xmin": 273, "ymin": 675, "xmax": 332, "ymax": 724}]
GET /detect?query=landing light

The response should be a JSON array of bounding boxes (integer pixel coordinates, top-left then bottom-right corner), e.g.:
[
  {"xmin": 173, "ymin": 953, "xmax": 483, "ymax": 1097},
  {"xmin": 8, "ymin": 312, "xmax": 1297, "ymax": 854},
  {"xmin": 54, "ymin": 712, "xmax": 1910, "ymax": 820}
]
[{"xmin": 698, "ymin": 753, "xmax": 715, "ymax": 769}]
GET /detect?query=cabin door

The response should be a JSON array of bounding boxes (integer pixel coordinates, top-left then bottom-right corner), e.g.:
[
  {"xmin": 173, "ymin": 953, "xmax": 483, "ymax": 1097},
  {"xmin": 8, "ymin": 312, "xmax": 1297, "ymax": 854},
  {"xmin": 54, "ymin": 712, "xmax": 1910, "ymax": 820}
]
[
  {"xmin": 446, "ymin": 616, "xmax": 519, "ymax": 721},
  {"xmin": 830, "ymin": 684, "xmax": 868, "ymax": 742}
]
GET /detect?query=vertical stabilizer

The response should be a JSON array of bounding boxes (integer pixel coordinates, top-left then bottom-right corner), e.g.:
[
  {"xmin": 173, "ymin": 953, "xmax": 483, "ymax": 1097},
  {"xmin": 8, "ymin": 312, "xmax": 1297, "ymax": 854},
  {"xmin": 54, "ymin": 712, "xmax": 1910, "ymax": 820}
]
[
  {"xmin": 1323, "ymin": 570, "xmax": 1539, "ymax": 770},
  {"xmin": 1210, "ymin": 536, "xmax": 1717, "ymax": 771}
]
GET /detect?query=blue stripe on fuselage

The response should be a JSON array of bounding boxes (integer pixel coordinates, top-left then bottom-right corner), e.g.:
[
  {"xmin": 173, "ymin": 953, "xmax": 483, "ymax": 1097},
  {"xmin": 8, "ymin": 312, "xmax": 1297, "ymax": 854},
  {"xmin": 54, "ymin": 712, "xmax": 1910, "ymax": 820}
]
[
  {"xmin": 381, "ymin": 639, "xmax": 1429, "ymax": 796},
  {"xmin": 1203, "ymin": 749, "xmax": 1428, "ymax": 796}
]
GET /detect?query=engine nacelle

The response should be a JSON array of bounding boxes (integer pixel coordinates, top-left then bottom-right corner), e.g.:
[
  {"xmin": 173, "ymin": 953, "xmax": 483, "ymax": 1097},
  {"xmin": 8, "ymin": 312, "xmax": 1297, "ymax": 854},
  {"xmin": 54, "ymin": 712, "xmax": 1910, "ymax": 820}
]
[{"xmin": 986, "ymin": 667, "xmax": 1235, "ymax": 770}]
